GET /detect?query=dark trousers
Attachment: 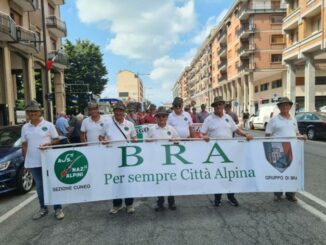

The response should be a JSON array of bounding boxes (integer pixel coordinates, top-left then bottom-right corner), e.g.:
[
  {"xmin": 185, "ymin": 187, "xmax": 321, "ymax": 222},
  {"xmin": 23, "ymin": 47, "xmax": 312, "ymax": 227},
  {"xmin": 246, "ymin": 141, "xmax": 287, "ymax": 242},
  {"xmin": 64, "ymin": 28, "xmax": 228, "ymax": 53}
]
[
  {"xmin": 113, "ymin": 198, "xmax": 134, "ymax": 207},
  {"xmin": 274, "ymin": 192, "xmax": 295, "ymax": 197},
  {"xmin": 30, "ymin": 167, "xmax": 62, "ymax": 210},
  {"xmin": 157, "ymin": 196, "xmax": 175, "ymax": 206},
  {"xmin": 214, "ymin": 193, "xmax": 235, "ymax": 201}
]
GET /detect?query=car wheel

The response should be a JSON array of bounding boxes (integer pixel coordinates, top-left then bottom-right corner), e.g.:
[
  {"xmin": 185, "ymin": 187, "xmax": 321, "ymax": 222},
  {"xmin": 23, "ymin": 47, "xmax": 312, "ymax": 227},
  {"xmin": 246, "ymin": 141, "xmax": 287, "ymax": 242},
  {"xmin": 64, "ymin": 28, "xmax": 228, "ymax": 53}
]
[
  {"xmin": 16, "ymin": 167, "xmax": 34, "ymax": 194},
  {"xmin": 307, "ymin": 128, "xmax": 315, "ymax": 140},
  {"xmin": 250, "ymin": 122, "xmax": 254, "ymax": 130}
]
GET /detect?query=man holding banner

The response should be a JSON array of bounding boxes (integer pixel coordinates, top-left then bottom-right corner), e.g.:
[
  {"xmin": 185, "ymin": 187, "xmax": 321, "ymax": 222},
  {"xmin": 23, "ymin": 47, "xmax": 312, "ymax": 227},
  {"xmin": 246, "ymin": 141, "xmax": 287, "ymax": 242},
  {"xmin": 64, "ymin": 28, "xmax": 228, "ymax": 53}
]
[
  {"xmin": 147, "ymin": 106, "xmax": 180, "ymax": 211},
  {"xmin": 99, "ymin": 102, "xmax": 137, "ymax": 214},
  {"xmin": 201, "ymin": 96, "xmax": 253, "ymax": 207},
  {"xmin": 168, "ymin": 97, "xmax": 194, "ymax": 139},
  {"xmin": 21, "ymin": 100, "xmax": 64, "ymax": 220},
  {"xmin": 265, "ymin": 97, "xmax": 304, "ymax": 202}
]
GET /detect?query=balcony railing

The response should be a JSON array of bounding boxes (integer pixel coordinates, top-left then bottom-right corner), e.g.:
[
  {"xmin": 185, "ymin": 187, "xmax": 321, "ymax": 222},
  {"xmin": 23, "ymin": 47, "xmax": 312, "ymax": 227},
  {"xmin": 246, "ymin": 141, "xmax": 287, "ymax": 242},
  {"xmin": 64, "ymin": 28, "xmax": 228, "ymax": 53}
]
[
  {"xmin": 237, "ymin": 63, "xmax": 255, "ymax": 72},
  {"xmin": 218, "ymin": 45, "xmax": 227, "ymax": 55},
  {"xmin": 11, "ymin": 0, "xmax": 37, "ymax": 11},
  {"xmin": 0, "ymin": 12, "xmax": 16, "ymax": 41},
  {"xmin": 218, "ymin": 60, "xmax": 227, "ymax": 70},
  {"xmin": 48, "ymin": 51, "xmax": 69, "ymax": 67},
  {"xmin": 239, "ymin": 3, "xmax": 286, "ymax": 20},
  {"xmin": 237, "ymin": 44, "xmax": 255, "ymax": 57},
  {"xmin": 46, "ymin": 16, "xmax": 67, "ymax": 37},
  {"xmin": 218, "ymin": 75, "xmax": 227, "ymax": 83},
  {"xmin": 236, "ymin": 24, "xmax": 255, "ymax": 38},
  {"xmin": 15, "ymin": 25, "xmax": 39, "ymax": 52}
]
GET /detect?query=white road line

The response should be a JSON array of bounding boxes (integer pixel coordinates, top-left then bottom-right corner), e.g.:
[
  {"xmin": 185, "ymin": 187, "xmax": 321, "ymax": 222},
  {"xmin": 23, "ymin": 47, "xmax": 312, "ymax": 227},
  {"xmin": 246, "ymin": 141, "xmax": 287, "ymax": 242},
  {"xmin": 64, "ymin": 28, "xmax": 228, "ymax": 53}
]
[
  {"xmin": 298, "ymin": 199, "xmax": 326, "ymax": 223},
  {"xmin": 0, "ymin": 193, "xmax": 37, "ymax": 224},
  {"xmin": 300, "ymin": 191, "xmax": 326, "ymax": 209}
]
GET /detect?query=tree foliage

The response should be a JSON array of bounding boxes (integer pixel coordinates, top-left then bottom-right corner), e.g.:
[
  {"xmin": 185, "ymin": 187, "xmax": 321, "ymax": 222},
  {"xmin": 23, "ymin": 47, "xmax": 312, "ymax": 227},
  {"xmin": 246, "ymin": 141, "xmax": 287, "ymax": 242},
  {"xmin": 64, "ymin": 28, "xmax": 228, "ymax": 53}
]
[{"xmin": 64, "ymin": 39, "xmax": 108, "ymax": 114}]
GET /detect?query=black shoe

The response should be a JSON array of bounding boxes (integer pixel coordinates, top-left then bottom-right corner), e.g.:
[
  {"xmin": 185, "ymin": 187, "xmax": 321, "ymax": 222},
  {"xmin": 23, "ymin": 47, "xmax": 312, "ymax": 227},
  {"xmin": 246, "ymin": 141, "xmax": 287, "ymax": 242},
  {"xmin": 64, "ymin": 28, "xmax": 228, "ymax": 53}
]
[
  {"xmin": 228, "ymin": 197, "xmax": 239, "ymax": 207},
  {"xmin": 154, "ymin": 205, "xmax": 165, "ymax": 212},
  {"xmin": 214, "ymin": 200, "xmax": 222, "ymax": 207},
  {"xmin": 168, "ymin": 203, "xmax": 177, "ymax": 211}
]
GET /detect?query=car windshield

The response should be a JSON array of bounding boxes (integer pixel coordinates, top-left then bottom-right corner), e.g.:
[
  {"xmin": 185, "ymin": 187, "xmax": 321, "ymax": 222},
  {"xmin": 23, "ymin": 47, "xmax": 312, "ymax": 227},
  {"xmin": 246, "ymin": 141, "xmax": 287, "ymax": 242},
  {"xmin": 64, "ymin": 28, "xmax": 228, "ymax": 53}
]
[{"xmin": 0, "ymin": 128, "xmax": 21, "ymax": 147}]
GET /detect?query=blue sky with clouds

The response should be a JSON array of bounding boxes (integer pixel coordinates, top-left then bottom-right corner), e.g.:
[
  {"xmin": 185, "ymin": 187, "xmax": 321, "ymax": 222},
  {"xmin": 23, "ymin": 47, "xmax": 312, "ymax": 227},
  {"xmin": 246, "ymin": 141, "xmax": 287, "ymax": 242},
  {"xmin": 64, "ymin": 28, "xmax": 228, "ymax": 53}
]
[{"xmin": 61, "ymin": 0, "xmax": 232, "ymax": 105}]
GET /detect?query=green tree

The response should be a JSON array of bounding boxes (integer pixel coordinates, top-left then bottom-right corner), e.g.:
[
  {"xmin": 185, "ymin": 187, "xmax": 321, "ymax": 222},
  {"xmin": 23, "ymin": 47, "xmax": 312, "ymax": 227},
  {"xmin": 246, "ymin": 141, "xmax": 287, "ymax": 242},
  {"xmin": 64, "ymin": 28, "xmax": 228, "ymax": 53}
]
[{"xmin": 64, "ymin": 39, "xmax": 108, "ymax": 114}]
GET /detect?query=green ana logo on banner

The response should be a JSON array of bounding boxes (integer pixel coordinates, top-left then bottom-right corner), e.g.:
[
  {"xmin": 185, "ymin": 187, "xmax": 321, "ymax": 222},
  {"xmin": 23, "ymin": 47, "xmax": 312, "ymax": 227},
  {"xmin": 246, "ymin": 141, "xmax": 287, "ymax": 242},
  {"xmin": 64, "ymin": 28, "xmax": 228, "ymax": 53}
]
[{"xmin": 54, "ymin": 150, "xmax": 88, "ymax": 184}]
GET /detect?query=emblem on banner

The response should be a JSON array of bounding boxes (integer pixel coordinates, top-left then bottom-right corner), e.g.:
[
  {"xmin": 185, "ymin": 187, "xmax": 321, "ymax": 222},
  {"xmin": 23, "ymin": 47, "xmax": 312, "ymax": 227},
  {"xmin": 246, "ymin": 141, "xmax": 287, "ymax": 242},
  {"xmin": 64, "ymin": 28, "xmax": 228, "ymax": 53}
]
[
  {"xmin": 263, "ymin": 142, "xmax": 293, "ymax": 173},
  {"xmin": 54, "ymin": 150, "xmax": 88, "ymax": 184}
]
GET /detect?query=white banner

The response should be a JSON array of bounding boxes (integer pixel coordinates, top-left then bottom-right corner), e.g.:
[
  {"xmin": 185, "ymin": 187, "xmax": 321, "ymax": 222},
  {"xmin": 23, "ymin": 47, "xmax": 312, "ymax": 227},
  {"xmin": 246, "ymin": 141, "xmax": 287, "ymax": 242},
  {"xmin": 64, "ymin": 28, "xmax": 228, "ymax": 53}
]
[{"xmin": 41, "ymin": 139, "xmax": 304, "ymax": 205}]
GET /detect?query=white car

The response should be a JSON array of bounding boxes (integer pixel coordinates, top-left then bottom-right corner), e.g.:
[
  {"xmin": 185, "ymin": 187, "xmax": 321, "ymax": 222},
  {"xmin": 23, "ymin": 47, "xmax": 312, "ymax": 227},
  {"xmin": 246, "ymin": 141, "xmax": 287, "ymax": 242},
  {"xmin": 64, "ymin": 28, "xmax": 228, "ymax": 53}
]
[{"xmin": 319, "ymin": 106, "xmax": 326, "ymax": 112}]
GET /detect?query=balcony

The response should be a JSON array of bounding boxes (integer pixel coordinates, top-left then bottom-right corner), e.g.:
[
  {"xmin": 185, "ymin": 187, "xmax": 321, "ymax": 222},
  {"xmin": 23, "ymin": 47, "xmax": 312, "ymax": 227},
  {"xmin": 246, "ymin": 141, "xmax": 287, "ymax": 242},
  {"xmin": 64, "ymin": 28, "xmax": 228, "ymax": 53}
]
[
  {"xmin": 218, "ymin": 75, "xmax": 227, "ymax": 83},
  {"xmin": 10, "ymin": 0, "xmax": 37, "ymax": 11},
  {"xmin": 50, "ymin": 0, "xmax": 65, "ymax": 4},
  {"xmin": 46, "ymin": 16, "xmax": 67, "ymax": 37},
  {"xmin": 238, "ymin": 3, "xmax": 286, "ymax": 20},
  {"xmin": 218, "ymin": 45, "xmax": 227, "ymax": 57},
  {"xmin": 237, "ymin": 44, "xmax": 255, "ymax": 58},
  {"xmin": 218, "ymin": 31, "xmax": 227, "ymax": 43},
  {"xmin": 237, "ymin": 24, "xmax": 255, "ymax": 39},
  {"xmin": 11, "ymin": 26, "xmax": 39, "ymax": 54},
  {"xmin": 283, "ymin": 7, "xmax": 300, "ymax": 33},
  {"xmin": 48, "ymin": 50, "xmax": 69, "ymax": 69},
  {"xmin": 218, "ymin": 60, "xmax": 227, "ymax": 71},
  {"xmin": 0, "ymin": 12, "xmax": 16, "ymax": 41},
  {"xmin": 237, "ymin": 63, "xmax": 254, "ymax": 73}
]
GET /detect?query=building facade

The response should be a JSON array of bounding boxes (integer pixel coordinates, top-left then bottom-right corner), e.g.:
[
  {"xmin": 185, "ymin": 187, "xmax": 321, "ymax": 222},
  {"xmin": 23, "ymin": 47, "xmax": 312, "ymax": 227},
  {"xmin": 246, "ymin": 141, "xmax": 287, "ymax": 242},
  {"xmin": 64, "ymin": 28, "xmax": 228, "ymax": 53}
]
[
  {"xmin": 283, "ymin": 0, "xmax": 326, "ymax": 111},
  {"xmin": 117, "ymin": 70, "xmax": 144, "ymax": 103},
  {"xmin": 0, "ymin": 0, "xmax": 68, "ymax": 125},
  {"xmin": 174, "ymin": 0, "xmax": 326, "ymax": 115}
]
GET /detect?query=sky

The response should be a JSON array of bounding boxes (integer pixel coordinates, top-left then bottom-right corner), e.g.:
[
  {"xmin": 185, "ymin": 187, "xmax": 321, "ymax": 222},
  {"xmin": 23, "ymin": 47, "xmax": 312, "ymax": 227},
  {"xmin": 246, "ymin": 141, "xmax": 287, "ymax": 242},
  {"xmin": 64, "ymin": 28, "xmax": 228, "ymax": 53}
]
[{"xmin": 61, "ymin": 0, "xmax": 233, "ymax": 106}]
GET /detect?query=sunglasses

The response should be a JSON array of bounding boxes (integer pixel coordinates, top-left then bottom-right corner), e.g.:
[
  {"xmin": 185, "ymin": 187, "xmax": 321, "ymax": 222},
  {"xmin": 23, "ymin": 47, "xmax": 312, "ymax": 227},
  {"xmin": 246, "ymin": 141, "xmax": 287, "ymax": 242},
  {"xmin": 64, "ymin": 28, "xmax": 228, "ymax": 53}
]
[
  {"xmin": 174, "ymin": 105, "xmax": 182, "ymax": 108},
  {"xmin": 156, "ymin": 115, "xmax": 167, "ymax": 118},
  {"xmin": 213, "ymin": 103, "xmax": 225, "ymax": 107}
]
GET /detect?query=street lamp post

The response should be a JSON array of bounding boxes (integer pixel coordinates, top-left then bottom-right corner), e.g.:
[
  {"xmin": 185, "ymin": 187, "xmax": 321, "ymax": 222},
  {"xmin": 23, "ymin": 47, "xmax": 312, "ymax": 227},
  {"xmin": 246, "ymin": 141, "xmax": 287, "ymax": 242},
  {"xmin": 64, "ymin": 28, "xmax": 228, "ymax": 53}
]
[{"xmin": 40, "ymin": 0, "xmax": 52, "ymax": 122}]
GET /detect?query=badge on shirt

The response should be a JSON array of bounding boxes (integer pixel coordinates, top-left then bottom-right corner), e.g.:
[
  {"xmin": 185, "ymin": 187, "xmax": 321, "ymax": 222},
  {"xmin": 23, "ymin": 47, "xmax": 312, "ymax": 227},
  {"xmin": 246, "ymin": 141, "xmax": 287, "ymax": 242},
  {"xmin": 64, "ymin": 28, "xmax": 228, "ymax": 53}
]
[
  {"xmin": 225, "ymin": 118, "xmax": 229, "ymax": 123},
  {"xmin": 41, "ymin": 126, "xmax": 48, "ymax": 132},
  {"xmin": 124, "ymin": 126, "xmax": 129, "ymax": 131},
  {"xmin": 184, "ymin": 117, "xmax": 188, "ymax": 121},
  {"xmin": 100, "ymin": 123, "xmax": 104, "ymax": 127},
  {"xmin": 167, "ymin": 131, "xmax": 171, "ymax": 136}
]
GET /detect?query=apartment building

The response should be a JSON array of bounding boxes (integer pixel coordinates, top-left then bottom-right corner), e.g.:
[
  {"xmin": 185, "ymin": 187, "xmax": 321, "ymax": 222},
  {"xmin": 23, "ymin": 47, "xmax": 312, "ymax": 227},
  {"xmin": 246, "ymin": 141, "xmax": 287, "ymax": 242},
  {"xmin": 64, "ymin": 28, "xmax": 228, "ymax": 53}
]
[
  {"xmin": 0, "ymin": 0, "xmax": 68, "ymax": 125},
  {"xmin": 283, "ymin": 0, "xmax": 326, "ymax": 111},
  {"xmin": 175, "ymin": 0, "xmax": 289, "ymax": 115},
  {"xmin": 117, "ymin": 70, "xmax": 144, "ymax": 103}
]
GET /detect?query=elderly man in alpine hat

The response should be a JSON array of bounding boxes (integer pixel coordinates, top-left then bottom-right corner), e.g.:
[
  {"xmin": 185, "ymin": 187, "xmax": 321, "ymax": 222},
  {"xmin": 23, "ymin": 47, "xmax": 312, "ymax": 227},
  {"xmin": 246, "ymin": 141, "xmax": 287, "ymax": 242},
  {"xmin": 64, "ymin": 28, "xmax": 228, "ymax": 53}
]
[
  {"xmin": 201, "ymin": 96, "xmax": 253, "ymax": 207},
  {"xmin": 21, "ymin": 100, "xmax": 64, "ymax": 220},
  {"xmin": 265, "ymin": 97, "xmax": 305, "ymax": 202}
]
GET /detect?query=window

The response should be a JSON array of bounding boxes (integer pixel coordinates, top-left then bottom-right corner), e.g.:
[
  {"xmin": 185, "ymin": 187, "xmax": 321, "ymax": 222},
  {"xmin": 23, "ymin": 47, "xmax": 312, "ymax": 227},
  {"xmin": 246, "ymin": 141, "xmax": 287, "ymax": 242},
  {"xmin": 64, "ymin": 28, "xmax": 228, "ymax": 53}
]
[
  {"xmin": 271, "ymin": 15, "xmax": 284, "ymax": 24},
  {"xmin": 272, "ymin": 79, "xmax": 282, "ymax": 88},
  {"xmin": 10, "ymin": 9, "xmax": 22, "ymax": 25},
  {"xmin": 271, "ymin": 54, "xmax": 282, "ymax": 63},
  {"xmin": 119, "ymin": 92, "xmax": 129, "ymax": 97},
  {"xmin": 290, "ymin": 29, "xmax": 299, "ymax": 43},
  {"xmin": 260, "ymin": 83, "xmax": 269, "ymax": 91},
  {"xmin": 271, "ymin": 34, "xmax": 284, "ymax": 44},
  {"xmin": 48, "ymin": 4, "xmax": 55, "ymax": 15},
  {"xmin": 262, "ymin": 99, "xmax": 270, "ymax": 104},
  {"xmin": 316, "ymin": 77, "xmax": 326, "ymax": 85},
  {"xmin": 254, "ymin": 86, "xmax": 259, "ymax": 93}
]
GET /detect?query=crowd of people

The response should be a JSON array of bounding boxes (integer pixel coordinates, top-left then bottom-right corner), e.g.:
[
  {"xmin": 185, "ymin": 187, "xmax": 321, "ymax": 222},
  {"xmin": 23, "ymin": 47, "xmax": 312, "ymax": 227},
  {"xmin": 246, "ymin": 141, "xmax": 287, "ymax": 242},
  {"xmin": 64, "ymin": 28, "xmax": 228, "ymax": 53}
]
[{"xmin": 21, "ymin": 95, "xmax": 304, "ymax": 220}]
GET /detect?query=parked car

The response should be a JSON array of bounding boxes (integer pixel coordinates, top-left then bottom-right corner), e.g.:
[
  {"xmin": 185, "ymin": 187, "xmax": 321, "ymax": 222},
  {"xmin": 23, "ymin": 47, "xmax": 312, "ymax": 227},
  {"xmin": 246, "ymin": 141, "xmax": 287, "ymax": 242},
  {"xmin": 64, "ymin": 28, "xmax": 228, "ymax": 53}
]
[
  {"xmin": 0, "ymin": 125, "xmax": 68, "ymax": 194},
  {"xmin": 249, "ymin": 103, "xmax": 279, "ymax": 130},
  {"xmin": 319, "ymin": 105, "xmax": 326, "ymax": 113},
  {"xmin": 295, "ymin": 112, "xmax": 326, "ymax": 140},
  {"xmin": 0, "ymin": 125, "xmax": 33, "ymax": 194}
]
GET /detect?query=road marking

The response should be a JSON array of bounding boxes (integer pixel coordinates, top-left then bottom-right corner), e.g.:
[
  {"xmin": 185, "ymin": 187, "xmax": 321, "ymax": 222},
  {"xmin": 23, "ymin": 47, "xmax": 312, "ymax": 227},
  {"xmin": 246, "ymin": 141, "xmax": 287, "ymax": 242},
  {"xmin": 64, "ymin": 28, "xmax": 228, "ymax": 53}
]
[
  {"xmin": 298, "ymin": 198, "xmax": 326, "ymax": 223},
  {"xmin": 300, "ymin": 191, "xmax": 326, "ymax": 209},
  {"xmin": 0, "ymin": 192, "xmax": 37, "ymax": 224}
]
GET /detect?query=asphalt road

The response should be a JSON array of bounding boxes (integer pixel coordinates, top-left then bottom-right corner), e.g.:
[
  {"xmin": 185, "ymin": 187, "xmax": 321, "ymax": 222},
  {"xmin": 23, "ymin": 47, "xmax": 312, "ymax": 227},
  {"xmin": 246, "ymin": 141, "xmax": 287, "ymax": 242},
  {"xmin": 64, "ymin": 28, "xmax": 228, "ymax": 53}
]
[{"xmin": 0, "ymin": 131, "xmax": 325, "ymax": 245}]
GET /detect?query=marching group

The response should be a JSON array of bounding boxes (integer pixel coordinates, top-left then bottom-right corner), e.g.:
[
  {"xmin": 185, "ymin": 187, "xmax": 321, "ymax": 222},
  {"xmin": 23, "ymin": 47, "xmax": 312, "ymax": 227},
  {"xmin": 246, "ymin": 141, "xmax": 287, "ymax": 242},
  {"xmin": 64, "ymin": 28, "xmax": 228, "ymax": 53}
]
[{"xmin": 21, "ymin": 95, "xmax": 303, "ymax": 220}]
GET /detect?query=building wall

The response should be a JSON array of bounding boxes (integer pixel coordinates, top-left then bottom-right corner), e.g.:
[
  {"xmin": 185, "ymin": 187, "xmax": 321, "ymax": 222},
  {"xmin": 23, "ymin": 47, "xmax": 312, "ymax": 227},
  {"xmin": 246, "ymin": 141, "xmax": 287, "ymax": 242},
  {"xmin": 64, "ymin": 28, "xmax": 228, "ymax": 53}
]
[{"xmin": 117, "ymin": 70, "xmax": 144, "ymax": 103}]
